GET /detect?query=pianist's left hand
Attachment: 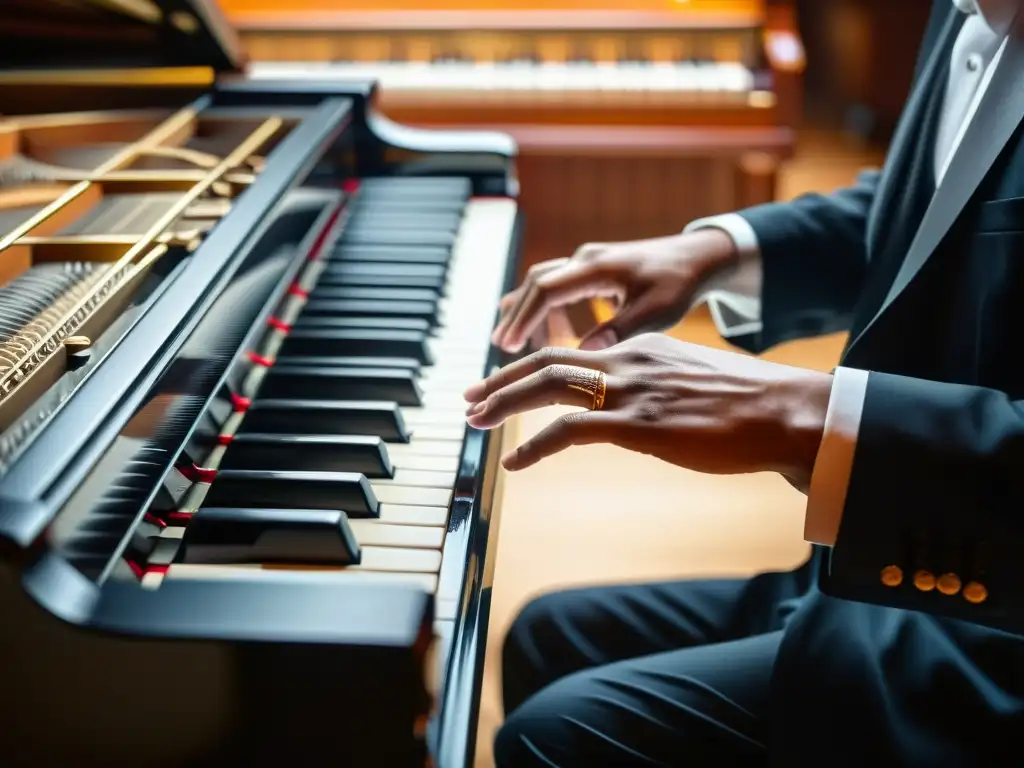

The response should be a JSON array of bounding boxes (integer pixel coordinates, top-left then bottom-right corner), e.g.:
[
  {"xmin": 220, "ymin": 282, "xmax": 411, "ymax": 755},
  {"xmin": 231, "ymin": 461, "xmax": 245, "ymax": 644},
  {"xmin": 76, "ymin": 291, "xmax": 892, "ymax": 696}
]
[{"xmin": 464, "ymin": 333, "xmax": 831, "ymax": 489}]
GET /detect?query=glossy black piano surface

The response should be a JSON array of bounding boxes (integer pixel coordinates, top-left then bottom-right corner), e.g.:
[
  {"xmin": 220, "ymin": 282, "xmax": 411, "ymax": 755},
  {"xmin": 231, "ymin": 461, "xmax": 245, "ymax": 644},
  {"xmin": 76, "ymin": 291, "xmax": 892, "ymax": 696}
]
[{"xmin": 0, "ymin": 2, "xmax": 521, "ymax": 766}]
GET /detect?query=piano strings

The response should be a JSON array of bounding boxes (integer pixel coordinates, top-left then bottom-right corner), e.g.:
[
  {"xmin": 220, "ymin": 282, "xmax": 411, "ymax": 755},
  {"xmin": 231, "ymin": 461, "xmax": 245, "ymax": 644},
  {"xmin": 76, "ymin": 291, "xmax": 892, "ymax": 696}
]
[{"xmin": 0, "ymin": 108, "xmax": 283, "ymax": 444}]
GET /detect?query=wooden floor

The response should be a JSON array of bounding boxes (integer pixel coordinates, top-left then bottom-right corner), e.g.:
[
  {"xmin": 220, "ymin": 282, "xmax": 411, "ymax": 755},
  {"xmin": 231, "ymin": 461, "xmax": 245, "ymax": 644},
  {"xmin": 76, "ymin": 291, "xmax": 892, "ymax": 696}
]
[{"xmin": 472, "ymin": 128, "xmax": 887, "ymax": 767}]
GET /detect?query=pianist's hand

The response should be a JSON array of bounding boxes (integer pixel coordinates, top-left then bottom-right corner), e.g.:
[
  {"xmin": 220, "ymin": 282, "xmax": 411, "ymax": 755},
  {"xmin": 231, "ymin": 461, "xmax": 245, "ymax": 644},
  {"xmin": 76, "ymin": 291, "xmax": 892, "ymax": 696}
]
[
  {"xmin": 491, "ymin": 229, "xmax": 739, "ymax": 353},
  {"xmin": 464, "ymin": 333, "xmax": 831, "ymax": 488}
]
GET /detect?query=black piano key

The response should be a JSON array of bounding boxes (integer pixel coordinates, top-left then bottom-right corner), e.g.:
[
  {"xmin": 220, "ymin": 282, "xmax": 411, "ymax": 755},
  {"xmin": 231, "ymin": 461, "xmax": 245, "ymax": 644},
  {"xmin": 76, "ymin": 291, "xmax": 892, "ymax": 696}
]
[
  {"xmin": 278, "ymin": 328, "xmax": 433, "ymax": 364},
  {"xmin": 221, "ymin": 434, "xmax": 395, "ymax": 477},
  {"xmin": 241, "ymin": 399, "xmax": 411, "ymax": 442},
  {"xmin": 126, "ymin": 519, "xmax": 164, "ymax": 562},
  {"xmin": 300, "ymin": 299, "xmax": 439, "ymax": 325},
  {"xmin": 277, "ymin": 356, "xmax": 420, "ymax": 372},
  {"xmin": 340, "ymin": 228, "xmax": 456, "ymax": 249},
  {"xmin": 259, "ymin": 366, "xmax": 423, "ymax": 406},
  {"xmin": 149, "ymin": 468, "xmax": 193, "ymax": 514},
  {"xmin": 328, "ymin": 246, "xmax": 451, "ymax": 265},
  {"xmin": 206, "ymin": 470, "xmax": 380, "ymax": 518},
  {"xmin": 316, "ymin": 262, "xmax": 446, "ymax": 291},
  {"xmin": 292, "ymin": 316, "xmax": 432, "ymax": 333},
  {"xmin": 319, "ymin": 262, "xmax": 447, "ymax": 281},
  {"xmin": 178, "ymin": 507, "xmax": 362, "ymax": 566},
  {"xmin": 310, "ymin": 286, "xmax": 440, "ymax": 303}
]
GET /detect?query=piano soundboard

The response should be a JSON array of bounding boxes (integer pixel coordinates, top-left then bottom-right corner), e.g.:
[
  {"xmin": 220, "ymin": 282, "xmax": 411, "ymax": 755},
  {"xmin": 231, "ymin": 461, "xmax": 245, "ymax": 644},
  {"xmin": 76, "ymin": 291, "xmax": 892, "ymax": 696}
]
[{"xmin": 0, "ymin": 1, "xmax": 521, "ymax": 766}]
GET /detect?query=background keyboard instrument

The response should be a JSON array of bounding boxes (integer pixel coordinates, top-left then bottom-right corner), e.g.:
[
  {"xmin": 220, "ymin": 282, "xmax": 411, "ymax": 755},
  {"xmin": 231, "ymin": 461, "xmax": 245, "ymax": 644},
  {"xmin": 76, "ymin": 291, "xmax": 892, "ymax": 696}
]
[
  {"xmin": 0, "ymin": 1, "xmax": 520, "ymax": 765},
  {"xmin": 222, "ymin": 0, "xmax": 804, "ymax": 271}
]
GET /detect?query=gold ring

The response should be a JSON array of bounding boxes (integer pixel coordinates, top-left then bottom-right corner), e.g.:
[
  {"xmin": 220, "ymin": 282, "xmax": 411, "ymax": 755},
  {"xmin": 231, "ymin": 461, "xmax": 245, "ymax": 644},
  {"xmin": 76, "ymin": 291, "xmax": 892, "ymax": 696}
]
[
  {"xmin": 592, "ymin": 371, "xmax": 607, "ymax": 410},
  {"xmin": 565, "ymin": 366, "xmax": 607, "ymax": 411}
]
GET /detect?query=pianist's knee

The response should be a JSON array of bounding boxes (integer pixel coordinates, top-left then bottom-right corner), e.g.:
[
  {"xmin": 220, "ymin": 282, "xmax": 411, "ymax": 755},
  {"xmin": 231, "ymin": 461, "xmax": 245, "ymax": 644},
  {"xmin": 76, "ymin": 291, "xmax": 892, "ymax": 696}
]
[
  {"xmin": 501, "ymin": 592, "xmax": 567, "ymax": 714},
  {"xmin": 494, "ymin": 672, "xmax": 596, "ymax": 768}
]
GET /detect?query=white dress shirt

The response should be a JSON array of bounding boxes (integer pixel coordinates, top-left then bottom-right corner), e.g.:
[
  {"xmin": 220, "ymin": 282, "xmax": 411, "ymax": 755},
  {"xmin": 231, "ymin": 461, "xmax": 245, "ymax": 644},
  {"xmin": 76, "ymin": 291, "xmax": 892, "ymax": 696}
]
[{"xmin": 684, "ymin": 0, "xmax": 1018, "ymax": 545}]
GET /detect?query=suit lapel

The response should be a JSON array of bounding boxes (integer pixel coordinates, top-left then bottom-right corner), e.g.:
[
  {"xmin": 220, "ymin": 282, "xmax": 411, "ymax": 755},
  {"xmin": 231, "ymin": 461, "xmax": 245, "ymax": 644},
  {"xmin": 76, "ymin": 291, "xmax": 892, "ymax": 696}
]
[
  {"xmin": 848, "ymin": 26, "xmax": 1024, "ymax": 355},
  {"xmin": 865, "ymin": 8, "xmax": 961, "ymax": 256}
]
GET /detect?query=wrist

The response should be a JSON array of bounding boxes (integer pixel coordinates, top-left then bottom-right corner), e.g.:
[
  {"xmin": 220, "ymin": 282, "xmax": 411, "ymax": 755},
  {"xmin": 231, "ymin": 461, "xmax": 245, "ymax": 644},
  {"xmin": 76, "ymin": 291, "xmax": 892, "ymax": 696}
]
[
  {"xmin": 681, "ymin": 228, "xmax": 740, "ymax": 274},
  {"xmin": 775, "ymin": 368, "xmax": 833, "ymax": 485}
]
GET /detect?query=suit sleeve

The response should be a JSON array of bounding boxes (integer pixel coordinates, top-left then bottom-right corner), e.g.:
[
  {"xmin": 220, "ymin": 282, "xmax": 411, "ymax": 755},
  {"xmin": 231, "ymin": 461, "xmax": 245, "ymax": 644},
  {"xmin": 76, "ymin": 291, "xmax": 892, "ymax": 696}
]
[
  {"xmin": 819, "ymin": 372, "xmax": 1024, "ymax": 630},
  {"xmin": 731, "ymin": 169, "xmax": 880, "ymax": 354}
]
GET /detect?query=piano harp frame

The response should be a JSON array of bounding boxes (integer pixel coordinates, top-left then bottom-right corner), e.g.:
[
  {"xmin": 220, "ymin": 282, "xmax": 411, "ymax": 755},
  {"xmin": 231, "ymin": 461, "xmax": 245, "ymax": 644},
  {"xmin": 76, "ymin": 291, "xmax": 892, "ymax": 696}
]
[{"xmin": 0, "ymin": 107, "xmax": 287, "ymax": 434}]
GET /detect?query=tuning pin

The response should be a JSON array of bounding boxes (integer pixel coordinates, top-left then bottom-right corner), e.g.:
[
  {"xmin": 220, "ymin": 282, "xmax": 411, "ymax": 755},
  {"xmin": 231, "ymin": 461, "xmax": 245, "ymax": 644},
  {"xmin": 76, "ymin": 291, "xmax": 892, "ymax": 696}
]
[{"xmin": 62, "ymin": 335, "xmax": 92, "ymax": 369}]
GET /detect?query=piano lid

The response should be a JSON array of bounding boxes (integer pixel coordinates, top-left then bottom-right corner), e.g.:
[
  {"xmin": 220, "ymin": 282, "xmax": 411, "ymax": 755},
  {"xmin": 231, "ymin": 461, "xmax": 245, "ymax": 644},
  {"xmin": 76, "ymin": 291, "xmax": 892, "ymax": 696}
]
[{"xmin": 0, "ymin": 0, "xmax": 245, "ymax": 74}]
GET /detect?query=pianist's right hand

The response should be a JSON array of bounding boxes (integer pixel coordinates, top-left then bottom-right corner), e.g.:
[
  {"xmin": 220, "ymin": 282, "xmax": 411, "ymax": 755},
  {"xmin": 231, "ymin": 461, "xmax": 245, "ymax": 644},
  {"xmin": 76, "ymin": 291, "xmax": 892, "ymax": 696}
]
[{"xmin": 491, "ymin": 228, "xmax": 738, "ymax": 353}]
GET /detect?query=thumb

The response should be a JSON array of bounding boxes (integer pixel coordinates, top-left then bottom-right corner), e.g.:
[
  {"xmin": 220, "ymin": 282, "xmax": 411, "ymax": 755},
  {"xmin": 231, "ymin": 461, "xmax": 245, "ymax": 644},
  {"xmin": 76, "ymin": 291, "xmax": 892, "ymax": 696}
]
[
  {"xmin": 578, "ymin": 292, "xmax": 677, "ymax": 350},
  {"xmin": 576, "ymin": 300, "xmax": 644, "ymax": 350},
  {"xmin": 578, "ymin": 323, "xmax": 619, "ymax": 351}
]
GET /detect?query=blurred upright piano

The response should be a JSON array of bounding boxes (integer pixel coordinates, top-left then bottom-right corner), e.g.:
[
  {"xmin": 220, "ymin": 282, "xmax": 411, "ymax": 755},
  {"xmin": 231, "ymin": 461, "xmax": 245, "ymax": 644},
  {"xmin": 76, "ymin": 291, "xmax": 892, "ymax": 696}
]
[{"xmin": 226, "ymin": 0, "xmax": 804, "ymax": 269}]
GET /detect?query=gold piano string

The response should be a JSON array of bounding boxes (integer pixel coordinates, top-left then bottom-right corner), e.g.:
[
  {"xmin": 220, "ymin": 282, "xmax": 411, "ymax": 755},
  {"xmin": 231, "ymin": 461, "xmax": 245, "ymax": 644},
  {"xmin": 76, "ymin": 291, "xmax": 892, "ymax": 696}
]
[
  {"xmin": 0, "ymin": 107, "xmax": 201, "ymax": 254},
  {"xmin": 134, "ymin": 146, "xmax": 266, "ymax": 175},
  {"xmin": 97, "ymin": 170, "xmax": 260, "ymax": 194},
  {"xmin": 0, "ymin": 117, "xmax": 283, "ymax": 405},
  {"xmin": 0, "ymin": 244, "xmax": 169, "ymax": 469},
  {"xmin": 0, "ymin": 108, "xmax": 173, "ymax": 138}
]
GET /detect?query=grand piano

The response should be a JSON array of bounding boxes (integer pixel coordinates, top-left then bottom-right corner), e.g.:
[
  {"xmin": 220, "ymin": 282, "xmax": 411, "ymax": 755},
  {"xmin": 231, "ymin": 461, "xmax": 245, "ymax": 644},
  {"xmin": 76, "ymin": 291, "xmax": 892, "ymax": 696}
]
[{"xmin": 0, "ymin": 2, "xmax": 520, "ymax": 765}]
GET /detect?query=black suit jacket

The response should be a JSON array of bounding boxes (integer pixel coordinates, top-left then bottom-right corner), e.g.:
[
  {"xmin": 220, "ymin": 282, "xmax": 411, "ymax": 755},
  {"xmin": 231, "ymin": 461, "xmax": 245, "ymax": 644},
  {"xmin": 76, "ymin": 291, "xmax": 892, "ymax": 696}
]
[{"xmin": 730, "ymin": 2, "xmax": 1024, "ymax": 763}]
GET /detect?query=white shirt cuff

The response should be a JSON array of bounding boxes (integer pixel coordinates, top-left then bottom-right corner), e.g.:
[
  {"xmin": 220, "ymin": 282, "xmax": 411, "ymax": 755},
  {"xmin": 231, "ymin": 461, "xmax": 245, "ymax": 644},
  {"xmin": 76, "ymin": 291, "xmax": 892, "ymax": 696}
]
[
  {"xmin": 804, "ymin": 366, "xmax": 870, "ymax": 546},
  {"xmin": 683, "ymin": 213, "xmax": 765, "ymax": 338}
]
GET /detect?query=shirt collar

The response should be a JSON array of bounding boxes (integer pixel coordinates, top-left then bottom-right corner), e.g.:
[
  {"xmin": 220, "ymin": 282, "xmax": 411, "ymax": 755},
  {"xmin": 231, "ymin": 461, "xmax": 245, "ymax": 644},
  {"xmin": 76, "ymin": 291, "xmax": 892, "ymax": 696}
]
[{"xmin": 954, "ymin": 0, "xmax": 1020, "ymax": 36}]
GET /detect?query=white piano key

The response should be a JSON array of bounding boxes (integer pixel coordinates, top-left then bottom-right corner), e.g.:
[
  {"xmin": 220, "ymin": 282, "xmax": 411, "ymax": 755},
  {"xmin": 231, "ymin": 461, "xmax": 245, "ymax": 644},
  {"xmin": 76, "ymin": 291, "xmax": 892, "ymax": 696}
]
[
  {"xmin": 347, "ymin": 521, "xmax": 445, "ymax": 548},
  {"xmin": 391, "ymin": 435, "xmax": 464, "ymax": 456},
  {"xmin": 384, "ymin": 451, "xmax": 459, "ymax": 473},
  {"xmin": 372, "ymin": 483, "xmax": 452, "ymax": 508},
  {"xmin": 422, "ymin": 391, "xmax": 474, "ymax": 410},
  {"xmin": 160, "ymin": 562, "xmax": 440, "ymax": 592},
  {"xmin": 352, "ymin": 546, "xmax": 443, "ymax": 573},
  {"xmin": 406, "ymin": 424, "xmax": 466, "ymax": 442},
  {"xmin": 400, "ymin": 407, "xmax": 467, "ymax": 427},
  {"xmin": 378, "ymin": 469, "xmax": 457, "ymax": 489},
  {"xmin": 377, "ymin": 504, "xmax": 449, "ymax": 526}
]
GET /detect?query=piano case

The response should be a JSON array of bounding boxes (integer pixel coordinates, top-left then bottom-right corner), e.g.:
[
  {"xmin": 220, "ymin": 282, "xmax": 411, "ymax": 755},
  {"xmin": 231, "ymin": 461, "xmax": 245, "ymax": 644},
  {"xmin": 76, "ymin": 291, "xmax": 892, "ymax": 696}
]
[{"xmin": 0, "ymin": 2, "xmax": 521, "ymax": 766}]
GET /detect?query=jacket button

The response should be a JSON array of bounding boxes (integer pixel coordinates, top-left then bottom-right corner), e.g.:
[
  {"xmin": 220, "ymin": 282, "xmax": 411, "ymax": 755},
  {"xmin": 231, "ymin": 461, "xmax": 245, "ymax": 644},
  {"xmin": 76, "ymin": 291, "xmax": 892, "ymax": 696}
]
[
  {"xmin": 914, "ymin": 570, "xmax": 936, "ymax": 591},
  {"xmin": 880, "ymin": 565, "xmax": 903, "ymax": 587},
  {"xmin": 964, "ymin": 581, "xmax": 988, "ymax": 604},
  {"xmin": 937, "ymin": 573, "xmax": 961, "ymax": 595}
]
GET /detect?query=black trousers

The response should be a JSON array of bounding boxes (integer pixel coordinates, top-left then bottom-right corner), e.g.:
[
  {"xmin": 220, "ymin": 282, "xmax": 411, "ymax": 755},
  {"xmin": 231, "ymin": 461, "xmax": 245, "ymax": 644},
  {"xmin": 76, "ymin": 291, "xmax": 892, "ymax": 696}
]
[{"xmin": 495, "ymin": 566, "xmax": 814, "ymax": 767}]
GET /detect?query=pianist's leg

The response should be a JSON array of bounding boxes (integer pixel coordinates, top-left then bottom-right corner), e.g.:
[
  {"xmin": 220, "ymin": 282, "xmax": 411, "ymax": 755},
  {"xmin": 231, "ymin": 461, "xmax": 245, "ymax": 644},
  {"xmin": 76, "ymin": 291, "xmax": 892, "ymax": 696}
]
[{"xmin": 495, "ymin": 567, "xmax": 811, "ymax": 766}]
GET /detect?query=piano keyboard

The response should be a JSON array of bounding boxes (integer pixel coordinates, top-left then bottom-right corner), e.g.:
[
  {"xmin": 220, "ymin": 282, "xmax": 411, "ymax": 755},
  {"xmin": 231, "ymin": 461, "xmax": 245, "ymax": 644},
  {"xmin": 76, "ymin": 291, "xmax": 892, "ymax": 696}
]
[
  {"xmin": 249, "ymin": 59, "xmax": 757, "ymax": 99},
  {"xmin": 138, "ymin": 178, "xmax": 516, "ymax": 624}
]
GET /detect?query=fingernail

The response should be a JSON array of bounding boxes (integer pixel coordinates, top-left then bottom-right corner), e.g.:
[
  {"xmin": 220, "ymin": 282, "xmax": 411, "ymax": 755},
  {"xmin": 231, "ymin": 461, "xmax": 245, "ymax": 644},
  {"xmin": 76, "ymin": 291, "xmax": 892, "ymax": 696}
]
[
  {"xmin": 463, "ymin": 382, "xmax": 486, "ymax": 401},
  {"xmin": 579, "ymin": 329, "xmax": 617, "ymax": 351},
  {"xmin": 465, "ymin": 401, "xmax": 486, "ymax": 416}
]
